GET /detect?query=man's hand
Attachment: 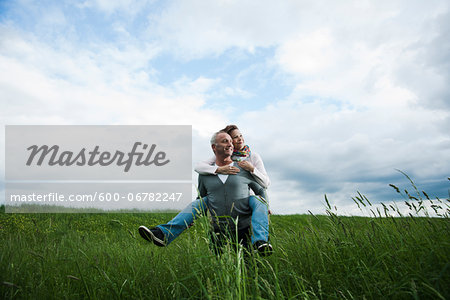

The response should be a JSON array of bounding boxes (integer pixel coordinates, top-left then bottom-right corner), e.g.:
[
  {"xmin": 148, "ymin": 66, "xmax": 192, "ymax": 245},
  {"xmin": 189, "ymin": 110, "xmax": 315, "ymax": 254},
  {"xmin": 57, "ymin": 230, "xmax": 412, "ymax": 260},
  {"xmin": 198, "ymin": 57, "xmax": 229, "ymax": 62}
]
[
  {"xmin": 237, "ymin": 161, "xmax": 255, "ymax": 173},
  {"xmin": 216, "ymin": 165, "xmax": 240, "ymax": 175}
]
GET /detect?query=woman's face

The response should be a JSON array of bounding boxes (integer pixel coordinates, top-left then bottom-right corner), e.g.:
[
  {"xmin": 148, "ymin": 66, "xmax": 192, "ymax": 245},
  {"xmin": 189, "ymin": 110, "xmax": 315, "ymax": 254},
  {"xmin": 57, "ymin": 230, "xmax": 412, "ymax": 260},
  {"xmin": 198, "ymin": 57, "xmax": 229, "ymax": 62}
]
[{"xmin": 229, "ymin": 129, "xmax": 245, "ymax": 151}]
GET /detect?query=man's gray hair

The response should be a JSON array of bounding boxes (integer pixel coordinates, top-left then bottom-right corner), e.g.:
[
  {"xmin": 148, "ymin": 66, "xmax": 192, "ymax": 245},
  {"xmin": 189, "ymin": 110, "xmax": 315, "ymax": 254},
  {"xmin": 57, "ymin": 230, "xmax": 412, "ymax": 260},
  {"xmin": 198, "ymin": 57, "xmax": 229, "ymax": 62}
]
[{"xmin": 210, "ymin": 131, "xmax": 224, "ymax": 145}]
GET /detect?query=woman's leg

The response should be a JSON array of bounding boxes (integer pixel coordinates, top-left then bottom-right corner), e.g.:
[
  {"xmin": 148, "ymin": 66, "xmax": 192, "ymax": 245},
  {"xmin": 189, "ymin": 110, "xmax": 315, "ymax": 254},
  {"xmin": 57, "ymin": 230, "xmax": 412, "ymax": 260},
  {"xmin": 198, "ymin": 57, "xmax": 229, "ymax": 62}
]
[
  {"xmin": 248, "ymin": 195, "xmax": 269, "ymax": 244},
  {"xmin": 156, "ymin": 197, "xmax": 209, "ymax": 245}
]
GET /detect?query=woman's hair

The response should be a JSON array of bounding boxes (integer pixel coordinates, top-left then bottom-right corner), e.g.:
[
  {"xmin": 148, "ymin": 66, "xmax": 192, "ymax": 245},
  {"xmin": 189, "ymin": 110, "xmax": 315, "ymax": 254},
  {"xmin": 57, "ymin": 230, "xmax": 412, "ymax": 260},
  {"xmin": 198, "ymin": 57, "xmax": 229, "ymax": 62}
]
[
  {"xmin": 210, "ymin": 125, "xmax": 239, "ymax": 145},
  {"xmin": 221, "ymin": 124, "xmax": 239, "ymax": 136}
]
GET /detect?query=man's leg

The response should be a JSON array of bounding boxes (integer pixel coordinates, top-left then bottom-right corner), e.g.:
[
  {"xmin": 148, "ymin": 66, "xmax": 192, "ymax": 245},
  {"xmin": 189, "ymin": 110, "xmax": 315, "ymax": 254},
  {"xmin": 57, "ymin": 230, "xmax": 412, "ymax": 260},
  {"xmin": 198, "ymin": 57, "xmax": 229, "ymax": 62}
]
[
  {"xmin": 139, "ymin": 197, "xmax": 208, "ymax": 246},
  {"xmin": 209, "ymin": 230, "xmax": 225, "ymax": 256},
  {"xmin": 248, "ymin": 195, "xmax": 272, "ymax": 255},
  {"xmin": 237, "ymin": 226, "xmax": 252, "ymax": 253}
]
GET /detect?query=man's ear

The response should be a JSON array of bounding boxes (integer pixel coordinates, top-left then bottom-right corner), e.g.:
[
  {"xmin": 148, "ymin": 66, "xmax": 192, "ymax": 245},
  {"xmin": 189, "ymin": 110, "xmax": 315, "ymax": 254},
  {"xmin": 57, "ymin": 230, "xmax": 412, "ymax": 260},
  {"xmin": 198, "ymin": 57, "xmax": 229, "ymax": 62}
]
[{"xmin": 211, "ymin": 144, "xmax": 216, "ymax": 153}]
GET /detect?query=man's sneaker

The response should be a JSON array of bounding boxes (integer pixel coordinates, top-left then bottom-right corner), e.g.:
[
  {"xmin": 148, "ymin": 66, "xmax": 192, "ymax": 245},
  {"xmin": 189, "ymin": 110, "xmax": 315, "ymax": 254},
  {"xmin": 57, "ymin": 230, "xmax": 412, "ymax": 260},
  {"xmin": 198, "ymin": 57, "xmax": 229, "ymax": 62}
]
[
  {"xmin": 254, "ymin": 240, "xmax": 273, "ymax": 256},
  {"xmin": 138, "ymin": 226, "xmax": 166, "ymax": 247}
]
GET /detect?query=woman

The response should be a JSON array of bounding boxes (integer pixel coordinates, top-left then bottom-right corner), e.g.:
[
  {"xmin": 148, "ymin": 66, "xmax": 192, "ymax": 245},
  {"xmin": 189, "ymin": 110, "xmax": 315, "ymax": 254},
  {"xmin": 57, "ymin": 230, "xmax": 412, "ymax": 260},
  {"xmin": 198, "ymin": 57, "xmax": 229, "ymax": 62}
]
[{"xmin": 139, "ymin": 125, "xmax": 272, "ymax": 255}]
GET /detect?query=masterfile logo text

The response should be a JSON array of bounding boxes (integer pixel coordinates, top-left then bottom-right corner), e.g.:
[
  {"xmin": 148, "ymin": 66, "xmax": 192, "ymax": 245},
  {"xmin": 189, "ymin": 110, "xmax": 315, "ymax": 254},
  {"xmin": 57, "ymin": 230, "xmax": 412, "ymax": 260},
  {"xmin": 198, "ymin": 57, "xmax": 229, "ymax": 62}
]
[
  {"xmin": 26, "ymin": 142, "xmax": 170, "ymax": 172},
  {"xmin": 6, "ymin": 125, "xmax": 191, "ymax": 180}
]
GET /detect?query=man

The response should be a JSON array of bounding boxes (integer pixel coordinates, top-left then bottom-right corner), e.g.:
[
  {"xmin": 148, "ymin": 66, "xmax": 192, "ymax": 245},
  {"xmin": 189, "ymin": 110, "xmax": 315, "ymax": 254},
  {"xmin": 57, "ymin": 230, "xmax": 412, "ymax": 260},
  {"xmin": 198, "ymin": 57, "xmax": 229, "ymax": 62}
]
[{"xmin": 139, "ymin": 131, "xmax": 272, "ymax": 255}]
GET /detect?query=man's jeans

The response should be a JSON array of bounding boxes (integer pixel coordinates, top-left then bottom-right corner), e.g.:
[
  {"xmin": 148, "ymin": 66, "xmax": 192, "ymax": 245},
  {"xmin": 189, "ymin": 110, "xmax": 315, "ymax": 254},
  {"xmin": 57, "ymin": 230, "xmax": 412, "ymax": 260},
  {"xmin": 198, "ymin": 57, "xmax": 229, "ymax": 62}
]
[{"xmin": 157, "ymin": 195, "xmax": 269, "ymax": 245}]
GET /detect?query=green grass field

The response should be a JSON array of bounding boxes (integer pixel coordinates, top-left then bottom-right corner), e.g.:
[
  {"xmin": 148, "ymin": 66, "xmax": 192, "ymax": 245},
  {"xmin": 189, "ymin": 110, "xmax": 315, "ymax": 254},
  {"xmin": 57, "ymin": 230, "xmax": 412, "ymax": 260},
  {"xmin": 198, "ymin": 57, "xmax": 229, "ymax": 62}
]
[{"xmin": 1, "ymin": 195, "xmax": 449, "ymax": 299}]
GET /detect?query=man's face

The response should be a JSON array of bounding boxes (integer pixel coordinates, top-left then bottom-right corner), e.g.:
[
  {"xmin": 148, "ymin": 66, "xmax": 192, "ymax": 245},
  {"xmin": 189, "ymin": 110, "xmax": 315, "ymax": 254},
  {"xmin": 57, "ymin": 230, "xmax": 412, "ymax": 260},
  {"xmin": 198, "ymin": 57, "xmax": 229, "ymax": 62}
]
[{"xmin": 213, "ymin": 132, "xmax": 234, "ymax": 157}]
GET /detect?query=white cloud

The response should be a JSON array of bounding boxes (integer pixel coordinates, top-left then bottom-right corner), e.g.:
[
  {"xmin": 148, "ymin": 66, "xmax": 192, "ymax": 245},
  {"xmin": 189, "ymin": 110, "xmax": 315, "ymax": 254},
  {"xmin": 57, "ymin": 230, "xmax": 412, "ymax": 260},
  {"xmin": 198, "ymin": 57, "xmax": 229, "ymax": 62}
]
[
  {"xmin": 172, "ymin": 76, "xmax": 221, "ymax": 96},
  {"xmin": 79, "ymin": 0, "xmax": 152, "ymax": 15},
  {"xmin": 153, "ymin": 0, "xmax": 448, "ymax": 110},
  {"xmin": 237, "ymin": 98, "xmax": 450, "ymax": 214},
  {"xmin": 276, "ymin": 29, "xmax": 335, "ymax": 75},
  {"xmin": 152, "ymin": 0, "xmax": 297, "ymax": 58},
  {"xmin": 0, "ymin": 24, "xmax": 227, "ymax": 132}
]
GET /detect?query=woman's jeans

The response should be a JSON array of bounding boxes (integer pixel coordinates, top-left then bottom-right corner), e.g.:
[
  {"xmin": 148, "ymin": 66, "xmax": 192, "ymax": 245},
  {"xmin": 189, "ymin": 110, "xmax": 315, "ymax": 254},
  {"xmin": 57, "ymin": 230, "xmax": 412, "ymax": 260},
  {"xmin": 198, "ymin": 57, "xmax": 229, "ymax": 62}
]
[{"xmin": 157, "ymin": 195, "xmax": 269, "ymax": 245}]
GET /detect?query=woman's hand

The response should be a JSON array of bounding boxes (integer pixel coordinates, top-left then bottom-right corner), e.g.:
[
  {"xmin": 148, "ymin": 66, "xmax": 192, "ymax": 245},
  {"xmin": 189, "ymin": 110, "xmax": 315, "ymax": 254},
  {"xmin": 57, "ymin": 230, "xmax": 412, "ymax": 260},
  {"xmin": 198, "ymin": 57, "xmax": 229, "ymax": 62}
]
[
  {"xmin": 216, "ymin": 165, "xmax": 240, "ymax": 175},
  {"xmin": 238, "ymin": 161, "xmax": 255, "ymax": 173}
]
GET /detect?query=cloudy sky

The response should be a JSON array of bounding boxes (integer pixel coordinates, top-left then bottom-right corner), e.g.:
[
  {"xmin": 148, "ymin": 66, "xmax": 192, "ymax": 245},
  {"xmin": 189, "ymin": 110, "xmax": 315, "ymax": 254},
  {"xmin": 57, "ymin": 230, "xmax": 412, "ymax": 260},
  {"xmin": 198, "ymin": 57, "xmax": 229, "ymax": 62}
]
[{"xmin": 1, "ymin": 0, "xmax": 449, "ymax": 215}]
